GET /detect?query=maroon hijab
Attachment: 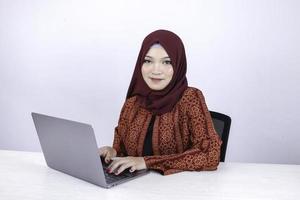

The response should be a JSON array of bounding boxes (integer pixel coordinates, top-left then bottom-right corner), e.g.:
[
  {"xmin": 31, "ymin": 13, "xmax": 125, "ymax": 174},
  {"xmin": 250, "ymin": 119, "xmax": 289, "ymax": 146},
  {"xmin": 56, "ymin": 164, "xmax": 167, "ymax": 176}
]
[{"xmin": 126, "ymin": 29, "xmax": 188, "ymax": 115}]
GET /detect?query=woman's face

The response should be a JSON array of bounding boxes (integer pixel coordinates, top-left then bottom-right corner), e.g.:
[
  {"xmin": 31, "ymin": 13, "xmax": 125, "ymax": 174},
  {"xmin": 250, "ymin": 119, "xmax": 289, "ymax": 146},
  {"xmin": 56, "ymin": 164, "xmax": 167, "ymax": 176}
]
[{"xmin": 141, "ymin": 45, "xmax": 174, "ymax": 91}]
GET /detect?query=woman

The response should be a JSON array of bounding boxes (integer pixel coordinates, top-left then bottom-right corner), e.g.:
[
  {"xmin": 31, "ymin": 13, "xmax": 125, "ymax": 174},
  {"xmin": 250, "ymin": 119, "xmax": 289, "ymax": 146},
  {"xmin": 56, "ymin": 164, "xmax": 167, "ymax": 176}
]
[{"xmin": 99, "ymin": 29, "xmax": 222, "ymax": 175}]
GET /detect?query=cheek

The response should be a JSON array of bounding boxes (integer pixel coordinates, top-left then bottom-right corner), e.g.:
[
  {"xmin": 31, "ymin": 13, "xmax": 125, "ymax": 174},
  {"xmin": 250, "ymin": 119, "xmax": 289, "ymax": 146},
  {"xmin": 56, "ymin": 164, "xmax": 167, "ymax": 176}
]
[
  {"xmin": 141, "ymin": 65, "xmax": 148, "ymax": 75},
  {"xmin": 165, "ymin": 67, "xmax": 174, "ymax": 79},
  {"xmin": 141, "ymin": 65, "xmax": 151, "ymax": 80}
]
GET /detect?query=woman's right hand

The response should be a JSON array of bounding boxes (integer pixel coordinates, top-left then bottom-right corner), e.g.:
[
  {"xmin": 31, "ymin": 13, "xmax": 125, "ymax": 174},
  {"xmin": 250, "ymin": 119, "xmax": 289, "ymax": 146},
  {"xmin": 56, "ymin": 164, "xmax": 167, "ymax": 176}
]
[{"xmin": 98, "ymin": 146, "xmax": 117, "ymax": 164}]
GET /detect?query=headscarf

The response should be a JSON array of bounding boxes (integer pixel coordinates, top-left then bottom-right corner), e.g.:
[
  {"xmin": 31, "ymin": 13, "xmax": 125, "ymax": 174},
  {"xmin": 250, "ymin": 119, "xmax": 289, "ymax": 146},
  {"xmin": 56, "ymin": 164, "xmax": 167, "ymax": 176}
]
[{"xmin": 126, "ymin": 29, "xmax": 188, "ymax": 115}]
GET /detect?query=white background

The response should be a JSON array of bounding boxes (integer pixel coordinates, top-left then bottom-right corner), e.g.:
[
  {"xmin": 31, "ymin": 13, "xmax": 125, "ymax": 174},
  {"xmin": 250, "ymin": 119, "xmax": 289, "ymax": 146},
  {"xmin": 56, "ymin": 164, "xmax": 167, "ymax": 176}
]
[{"xmin": 0, "ymin": 0, "xmax": 299, "ymax": 164}]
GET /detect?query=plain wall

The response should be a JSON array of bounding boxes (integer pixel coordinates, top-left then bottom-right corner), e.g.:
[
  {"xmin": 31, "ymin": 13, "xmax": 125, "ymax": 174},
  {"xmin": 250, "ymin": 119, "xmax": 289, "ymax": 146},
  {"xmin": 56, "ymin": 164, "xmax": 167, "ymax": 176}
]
[{"xmin": 1, "ymin": 0, "xmax": 299, "ymax": 164}]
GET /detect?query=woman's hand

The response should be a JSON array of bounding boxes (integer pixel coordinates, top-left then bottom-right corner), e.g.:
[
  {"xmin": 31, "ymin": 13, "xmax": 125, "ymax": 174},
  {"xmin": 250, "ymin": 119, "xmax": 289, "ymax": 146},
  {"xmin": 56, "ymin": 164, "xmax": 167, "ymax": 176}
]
[
  {"xmin": 107, "ymin": 156, "xmax": 147, "ymax": 175},
  {"xmin": 98, "ymin": 146, "xmax": 117, "ymax": 164}
]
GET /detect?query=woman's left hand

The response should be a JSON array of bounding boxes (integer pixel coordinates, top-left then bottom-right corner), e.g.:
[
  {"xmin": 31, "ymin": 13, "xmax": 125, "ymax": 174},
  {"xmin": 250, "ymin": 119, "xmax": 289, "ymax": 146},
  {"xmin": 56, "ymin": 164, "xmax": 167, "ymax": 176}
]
[{"xmin": 107, "ymin": 156, "xmax": 147, "ymax": 175}]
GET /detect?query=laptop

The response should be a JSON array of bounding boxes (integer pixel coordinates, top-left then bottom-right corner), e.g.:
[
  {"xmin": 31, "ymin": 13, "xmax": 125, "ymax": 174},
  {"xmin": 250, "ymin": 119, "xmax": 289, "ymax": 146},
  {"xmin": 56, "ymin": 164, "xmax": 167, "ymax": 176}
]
[{"xmin": 31, "ymin": 112, "xmax": 149, "ymax": 188}]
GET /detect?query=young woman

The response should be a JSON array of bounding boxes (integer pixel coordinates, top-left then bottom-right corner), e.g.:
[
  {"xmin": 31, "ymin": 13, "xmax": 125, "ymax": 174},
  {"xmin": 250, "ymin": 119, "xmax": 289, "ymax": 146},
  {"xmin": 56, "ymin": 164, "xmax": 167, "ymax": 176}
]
[{"xmin": 99, "ymin": 29, "xmax": 222, "ymax": 175}]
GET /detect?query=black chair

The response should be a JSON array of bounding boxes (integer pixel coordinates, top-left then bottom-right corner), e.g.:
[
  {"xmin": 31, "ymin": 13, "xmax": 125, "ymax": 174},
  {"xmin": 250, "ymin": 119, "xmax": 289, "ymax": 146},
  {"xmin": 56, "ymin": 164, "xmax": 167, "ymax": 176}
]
[{"xmin": 209, "ymin": 111, "xmax": 231, "ymax": 162}]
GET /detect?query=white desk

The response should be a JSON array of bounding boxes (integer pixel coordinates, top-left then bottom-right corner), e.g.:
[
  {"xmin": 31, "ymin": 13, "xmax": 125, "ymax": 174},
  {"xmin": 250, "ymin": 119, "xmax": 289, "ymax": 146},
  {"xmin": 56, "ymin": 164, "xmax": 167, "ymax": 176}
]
[{"xmin": 0, "ymin": 150, "xmax": 299, "ymax": 200}]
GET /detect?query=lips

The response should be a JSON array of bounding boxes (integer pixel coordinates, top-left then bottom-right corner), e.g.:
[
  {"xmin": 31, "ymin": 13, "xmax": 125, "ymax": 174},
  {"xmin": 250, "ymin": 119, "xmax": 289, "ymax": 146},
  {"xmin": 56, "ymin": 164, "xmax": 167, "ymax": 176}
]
[
  {"xmin": 149, "ymin": 77, "xmax": 163, "ymax": 80},
  {"xmin": 150, "ymin": 78, "xmax": 163, "ymax": 80},
  {"xmin": 150, "ymin": 78, "xmax": 163, "ymax": 83}
]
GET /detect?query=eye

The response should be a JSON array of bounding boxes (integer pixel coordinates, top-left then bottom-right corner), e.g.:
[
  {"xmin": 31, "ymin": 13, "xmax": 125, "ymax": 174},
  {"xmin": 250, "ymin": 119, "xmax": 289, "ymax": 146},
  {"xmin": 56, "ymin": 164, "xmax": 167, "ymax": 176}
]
[
  {"xmin": 163, "ymin": 60, "xmax": 172, "ymax": 65},
  {"xmin": 143, "ymin": 59, "xmax": 152, "ymax": 64}
]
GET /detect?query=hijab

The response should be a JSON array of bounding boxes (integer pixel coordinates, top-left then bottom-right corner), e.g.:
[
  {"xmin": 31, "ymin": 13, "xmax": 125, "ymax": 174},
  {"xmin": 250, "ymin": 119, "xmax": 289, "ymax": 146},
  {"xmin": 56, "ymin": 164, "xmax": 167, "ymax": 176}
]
[{"xmin": 126, "ymin": 29, "xmax": 188, "ymax": 115}]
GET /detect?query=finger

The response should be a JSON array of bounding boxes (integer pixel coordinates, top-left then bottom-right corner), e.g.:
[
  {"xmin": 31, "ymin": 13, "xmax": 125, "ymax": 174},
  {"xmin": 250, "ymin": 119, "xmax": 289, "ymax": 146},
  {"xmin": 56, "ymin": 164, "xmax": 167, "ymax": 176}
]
[
  {"xmin": 105, "ymin": 153, "xmax": 112, "ymax": 163},
  {"xmin": 103, "ymin": 150, "xmax": 108, "ymax": 157},
  {"xmin": 108, "ymin": 157, "xmax": 121, "ymax": 165},
  {"xmin": 108, "ymin": 158, "xmax": 129, "ymax": 173},
  {"xmin": 107, "ymin": 158, "xmax": 122, "ymax": 170},
  {"xmin": 110, "ymin": 157, "xmax": 122, "ymax": 161},
  {"xmin": 115, "ymin": 162, "xmax": 133, "ymax": 175},
  {"xmin": 129, "ymin": 166, "xmax": 136, "ymax": 173},
  {"xmin": 100, "ymin": 150, "xmax": 108, "ymax": 159},
  {"xmin": 106, "ymin": 152, "xmax": 117, "ymax": 163}
]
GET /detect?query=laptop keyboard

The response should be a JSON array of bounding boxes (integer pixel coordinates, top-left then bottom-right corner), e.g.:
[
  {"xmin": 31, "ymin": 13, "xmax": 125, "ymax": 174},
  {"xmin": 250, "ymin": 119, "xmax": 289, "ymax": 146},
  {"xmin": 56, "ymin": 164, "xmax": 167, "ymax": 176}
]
[{"xmin": 101, "ymin": 158, "xmax": 138, "ymax": 184}]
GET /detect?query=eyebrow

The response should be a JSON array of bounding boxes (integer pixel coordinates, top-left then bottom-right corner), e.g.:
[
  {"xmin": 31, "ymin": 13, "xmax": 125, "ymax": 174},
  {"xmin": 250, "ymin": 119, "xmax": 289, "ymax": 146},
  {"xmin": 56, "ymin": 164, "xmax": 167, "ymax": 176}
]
[{"xmin": 145, "ymin": 55, "xmax": 171, "ymax": 60}]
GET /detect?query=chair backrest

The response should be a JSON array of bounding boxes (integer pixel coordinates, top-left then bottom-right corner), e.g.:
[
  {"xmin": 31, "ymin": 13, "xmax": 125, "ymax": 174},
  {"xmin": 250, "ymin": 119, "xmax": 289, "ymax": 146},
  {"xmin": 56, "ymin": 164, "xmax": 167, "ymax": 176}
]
[{"xmin": 209, "ymin": 111, "xmax": 231, "ymax": 162}]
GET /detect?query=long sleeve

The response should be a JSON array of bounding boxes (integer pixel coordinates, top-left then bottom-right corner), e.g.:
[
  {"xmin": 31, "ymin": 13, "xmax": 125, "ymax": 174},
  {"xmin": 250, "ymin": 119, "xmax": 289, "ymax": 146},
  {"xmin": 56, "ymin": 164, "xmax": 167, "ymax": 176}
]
[
  {"xmin": 144, "ymin": 89, "xmax": 222, "ymax": 175},
  {"xmin": 112, "ymin": 100, "xmax": 129, "ymax": 157}
]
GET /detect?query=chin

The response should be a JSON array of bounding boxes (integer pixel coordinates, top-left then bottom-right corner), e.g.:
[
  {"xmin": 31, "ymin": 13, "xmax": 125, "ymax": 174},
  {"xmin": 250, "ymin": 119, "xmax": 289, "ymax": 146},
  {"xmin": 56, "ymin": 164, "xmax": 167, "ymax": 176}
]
[
  {"xmin": 145, "ymin": 80, "xmax": 168, "ymax": 91},
  {"xmin": 149, "ymin": 85, "xmax": 166, "ymax": 91}
]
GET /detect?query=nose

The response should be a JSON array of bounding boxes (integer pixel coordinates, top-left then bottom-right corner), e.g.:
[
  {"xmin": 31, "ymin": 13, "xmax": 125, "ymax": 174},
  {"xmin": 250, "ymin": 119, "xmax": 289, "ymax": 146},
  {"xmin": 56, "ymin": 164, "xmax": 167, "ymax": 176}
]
[{"xmin": 152, "ymin": 62, "xmax": 162, "ymax": 74}]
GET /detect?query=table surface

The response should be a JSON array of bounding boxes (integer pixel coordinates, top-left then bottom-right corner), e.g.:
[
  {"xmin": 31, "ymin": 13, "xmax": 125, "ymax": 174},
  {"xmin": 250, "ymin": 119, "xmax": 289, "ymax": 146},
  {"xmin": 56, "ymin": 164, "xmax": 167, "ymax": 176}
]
[{"xmin": 0, "ymin": 150, "xmax": 299, "ymax": 200}]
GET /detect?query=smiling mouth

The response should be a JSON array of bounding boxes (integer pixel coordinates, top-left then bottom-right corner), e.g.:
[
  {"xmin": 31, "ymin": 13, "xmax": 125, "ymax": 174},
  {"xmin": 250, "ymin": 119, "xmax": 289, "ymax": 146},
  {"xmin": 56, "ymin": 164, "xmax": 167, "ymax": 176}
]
[
  {"xmin": 150, "ymin": 78, "xmax": 163, "ymax": 80},
  {"xmin": 150, "ymin": 78, "xmax": 163, "ymax": 83},
  {"xmin": 150, "ymin": 78, "xmax": 163, "ymax": 81}
]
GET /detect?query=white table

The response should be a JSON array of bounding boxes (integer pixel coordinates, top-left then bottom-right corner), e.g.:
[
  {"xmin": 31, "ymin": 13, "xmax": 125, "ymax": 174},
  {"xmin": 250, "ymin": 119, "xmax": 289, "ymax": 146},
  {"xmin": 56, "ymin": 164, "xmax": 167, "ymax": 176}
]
[{"xmin": 0, "ymin": 150, "xmax": 299, "ymax": 200}]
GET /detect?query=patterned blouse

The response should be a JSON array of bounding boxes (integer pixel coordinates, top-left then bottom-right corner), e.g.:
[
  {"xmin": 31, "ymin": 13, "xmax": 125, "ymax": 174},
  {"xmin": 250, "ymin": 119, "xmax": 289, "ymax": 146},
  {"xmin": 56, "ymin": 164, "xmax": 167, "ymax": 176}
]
[{"xmin": 113, "ymin": 87, "xmax": 222, "ymax": 175}]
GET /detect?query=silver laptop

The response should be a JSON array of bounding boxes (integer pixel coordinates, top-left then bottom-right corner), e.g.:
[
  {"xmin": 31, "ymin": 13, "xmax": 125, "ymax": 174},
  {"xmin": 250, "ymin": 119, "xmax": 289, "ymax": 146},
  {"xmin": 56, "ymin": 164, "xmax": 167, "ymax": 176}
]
[{"xmin": 31, "ymin": 112, "xmax": 149, "ymax": 188}]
